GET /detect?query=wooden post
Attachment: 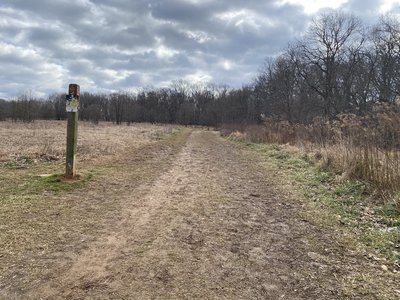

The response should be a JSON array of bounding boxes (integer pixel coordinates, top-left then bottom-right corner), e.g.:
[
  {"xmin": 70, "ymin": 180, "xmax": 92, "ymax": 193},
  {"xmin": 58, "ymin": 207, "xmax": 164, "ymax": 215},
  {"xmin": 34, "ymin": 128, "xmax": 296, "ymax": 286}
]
[{"xmin": 65, "ymin": 84, "xmax": 80, "ymax": 179}]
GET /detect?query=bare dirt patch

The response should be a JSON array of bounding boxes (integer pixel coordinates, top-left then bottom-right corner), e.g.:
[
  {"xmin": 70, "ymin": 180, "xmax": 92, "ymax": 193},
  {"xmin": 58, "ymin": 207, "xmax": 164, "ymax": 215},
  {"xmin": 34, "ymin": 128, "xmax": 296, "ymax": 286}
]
[{"xmin": 1, "ymin": 128, "xmax": 398, "ymax": 299}]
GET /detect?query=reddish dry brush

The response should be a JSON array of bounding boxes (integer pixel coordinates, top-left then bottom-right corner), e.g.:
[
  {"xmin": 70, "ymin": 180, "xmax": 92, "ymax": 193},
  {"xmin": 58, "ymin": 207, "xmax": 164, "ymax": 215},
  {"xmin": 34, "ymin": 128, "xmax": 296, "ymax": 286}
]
[{"xmin": 221, "ymin": 102, "xmax": 400, "ymax": 195}]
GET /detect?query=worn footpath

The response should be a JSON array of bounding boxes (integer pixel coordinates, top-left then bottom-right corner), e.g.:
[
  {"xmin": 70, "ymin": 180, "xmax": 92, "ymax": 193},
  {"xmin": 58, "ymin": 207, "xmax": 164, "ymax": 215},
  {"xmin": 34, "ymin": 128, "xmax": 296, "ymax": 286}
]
[{"xmin": 1, "ymin": 130, "xmax": 398, "ymax": 299}]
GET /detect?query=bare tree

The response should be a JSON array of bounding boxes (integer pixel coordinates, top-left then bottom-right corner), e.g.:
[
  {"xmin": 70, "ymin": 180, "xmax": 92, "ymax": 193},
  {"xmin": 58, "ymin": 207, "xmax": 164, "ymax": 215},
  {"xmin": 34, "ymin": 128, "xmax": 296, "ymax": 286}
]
[
  {"xmin": 294, "ymin": 11, "xmax": 364, "ymax": 117},
  {"xmin": 111, "ymin": 92, "xmax": 128, "ymax": 125},
  {"xmin": 11, "ymin": 93, "xmax": 39, "ymax": 122},
  {"xmin": 370, "ymin": 15, "xmax": 400, "ymax": 102},
  {"xmin": 50, "ymin": 93, "xmax": 67, "ymax": 120}
]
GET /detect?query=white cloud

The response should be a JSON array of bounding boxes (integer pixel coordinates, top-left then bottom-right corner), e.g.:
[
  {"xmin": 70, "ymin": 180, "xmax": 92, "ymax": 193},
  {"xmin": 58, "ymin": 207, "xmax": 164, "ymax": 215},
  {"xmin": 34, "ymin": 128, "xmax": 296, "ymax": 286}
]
[
  {"xmin": 155, "ymin": 44, "xmax": 179, "ymax": 59},
  {"xmin": 279, "ymin": 0, "xmax": 348, "ymax": 14},
  {"xmin": 183, "ymin": 71, "xmax": 212, "ymax": 83},
  {"xmin": 380, "ymin": 0, "xmax": 400, "ymax": 13},
  {"xmin": 215, "ymin": 9, "xmax": 275, "ymax": 31},
  {"xmin": 184, "ymin": 30, "xmax": 212, "ymax": 44}
]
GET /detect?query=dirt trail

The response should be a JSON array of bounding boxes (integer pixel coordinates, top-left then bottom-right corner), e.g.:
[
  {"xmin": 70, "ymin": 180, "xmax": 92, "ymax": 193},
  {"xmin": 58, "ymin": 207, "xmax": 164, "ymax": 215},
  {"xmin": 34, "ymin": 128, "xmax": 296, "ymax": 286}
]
[{"xmin": 1, "ymin": 130, "xmax": 397, "ymax": 299}]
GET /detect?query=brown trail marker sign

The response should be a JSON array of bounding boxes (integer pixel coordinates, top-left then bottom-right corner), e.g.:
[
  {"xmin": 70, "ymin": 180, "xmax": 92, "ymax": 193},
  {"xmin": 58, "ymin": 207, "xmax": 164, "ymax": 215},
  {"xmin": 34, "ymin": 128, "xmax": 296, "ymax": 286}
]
[{"xmin": 65, "ymin": 83, "xmax": 80, "ymax": 179}]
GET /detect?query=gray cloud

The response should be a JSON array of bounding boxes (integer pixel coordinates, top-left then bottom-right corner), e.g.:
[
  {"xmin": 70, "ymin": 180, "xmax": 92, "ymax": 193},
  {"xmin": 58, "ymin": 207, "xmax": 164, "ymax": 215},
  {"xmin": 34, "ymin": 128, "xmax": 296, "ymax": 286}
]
[
  {"xmin": 341, "ymin": 0, "xmax": 383, "ymax": 23},
  {"xmin": 0, "ymin": 0, "xmax": 398, "ymax": 98}
]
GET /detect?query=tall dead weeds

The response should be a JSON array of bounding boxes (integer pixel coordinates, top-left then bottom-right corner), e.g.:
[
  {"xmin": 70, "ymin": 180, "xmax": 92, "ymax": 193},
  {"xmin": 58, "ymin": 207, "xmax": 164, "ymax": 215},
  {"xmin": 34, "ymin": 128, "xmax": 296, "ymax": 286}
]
[{"xmin": 222, "ymin": 102, "xmax": 400, "ymax": 198}]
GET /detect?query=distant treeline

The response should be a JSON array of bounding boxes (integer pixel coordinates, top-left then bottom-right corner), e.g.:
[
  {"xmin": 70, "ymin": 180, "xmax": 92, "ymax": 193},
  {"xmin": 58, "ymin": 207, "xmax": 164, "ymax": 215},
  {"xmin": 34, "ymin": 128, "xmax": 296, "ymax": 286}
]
[
  {"xmin": 0, "ymin": 83, "xmax": 254, "ymax": 125},
  {"xmin": 0, "ymin": 12, "xmax": 399, "ymax": 125}
]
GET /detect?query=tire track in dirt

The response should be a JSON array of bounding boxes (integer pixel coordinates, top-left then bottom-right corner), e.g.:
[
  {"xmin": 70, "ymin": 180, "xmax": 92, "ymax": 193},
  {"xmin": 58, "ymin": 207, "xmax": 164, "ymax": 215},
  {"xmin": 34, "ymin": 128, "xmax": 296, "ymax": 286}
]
[
  {"xmin": 34, "ymin": 131, "xmax": 312, "ymax": 299},
  {"xmin": 30, "ymin": 130, "xmax": 223, "ymax": 299},
  {"xmin": 7, "ymin": 130, "xmax": 397, "ymax": 299}
]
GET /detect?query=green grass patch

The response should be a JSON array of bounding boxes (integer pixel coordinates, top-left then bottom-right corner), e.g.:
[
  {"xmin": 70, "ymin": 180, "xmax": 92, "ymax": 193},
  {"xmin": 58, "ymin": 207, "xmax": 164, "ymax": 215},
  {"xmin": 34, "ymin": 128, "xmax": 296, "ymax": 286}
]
[
  {"xmin": 359, "ymin": 228, "xmax": 399, "ymax": 262},
  {"xmin": 334, "ymin": 180, "xmax": 367, "ymax": 196},
  {"xmin": 287, "ymin": 157, "xmax": 309, "ymax": 169},
  {"xmin": 375, "ymin": 201, "xmax": 400, "ymax": 227},
  {"xmin": 16, "ymin": 173, "xmax": 94, "ymax": 196},
  {"xmin": 315, "ymin": 171, "xmax": 335, "ymax": 184}
]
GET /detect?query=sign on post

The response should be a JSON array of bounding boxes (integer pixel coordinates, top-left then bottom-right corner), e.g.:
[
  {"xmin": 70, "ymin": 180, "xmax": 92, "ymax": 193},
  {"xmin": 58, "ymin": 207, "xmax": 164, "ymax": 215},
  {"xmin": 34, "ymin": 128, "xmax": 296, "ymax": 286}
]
[{"xmin": 65, "ymin": 84, "xmax": 80, "ymax": 179}]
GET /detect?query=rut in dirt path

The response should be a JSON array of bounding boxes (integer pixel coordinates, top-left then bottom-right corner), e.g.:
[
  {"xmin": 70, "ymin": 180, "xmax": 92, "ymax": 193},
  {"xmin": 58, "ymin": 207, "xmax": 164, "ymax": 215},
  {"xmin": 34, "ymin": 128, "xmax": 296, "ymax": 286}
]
[{"xmin": 8, "ymin": 130, "xmax": 388, "ymax": 299}]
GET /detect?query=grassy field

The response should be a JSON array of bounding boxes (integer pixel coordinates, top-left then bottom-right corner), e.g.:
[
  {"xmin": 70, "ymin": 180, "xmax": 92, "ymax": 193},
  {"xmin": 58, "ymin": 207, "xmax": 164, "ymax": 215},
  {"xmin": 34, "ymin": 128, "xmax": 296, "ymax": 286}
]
[{"xmin": 0, "ymin": 120, "xmax": 176, "ymax": 166}]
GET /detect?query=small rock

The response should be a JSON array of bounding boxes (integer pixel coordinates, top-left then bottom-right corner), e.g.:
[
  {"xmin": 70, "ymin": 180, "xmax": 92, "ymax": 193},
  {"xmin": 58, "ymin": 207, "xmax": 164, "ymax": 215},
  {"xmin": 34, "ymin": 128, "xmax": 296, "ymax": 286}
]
[{"xmin": 381, "ymin": 265, "xmax": 388, "ymax": 271}]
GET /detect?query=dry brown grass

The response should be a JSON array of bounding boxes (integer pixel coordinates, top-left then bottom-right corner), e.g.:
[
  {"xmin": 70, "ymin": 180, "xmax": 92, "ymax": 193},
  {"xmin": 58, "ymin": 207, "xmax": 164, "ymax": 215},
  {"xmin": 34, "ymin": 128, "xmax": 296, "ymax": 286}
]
[
  {"xmin": 0, "ymin": 121, "xmax": 176, "ymax": 165},
  {"xmin": 221, "ymin": 103, "xmax": 400, "ymax": 195}
]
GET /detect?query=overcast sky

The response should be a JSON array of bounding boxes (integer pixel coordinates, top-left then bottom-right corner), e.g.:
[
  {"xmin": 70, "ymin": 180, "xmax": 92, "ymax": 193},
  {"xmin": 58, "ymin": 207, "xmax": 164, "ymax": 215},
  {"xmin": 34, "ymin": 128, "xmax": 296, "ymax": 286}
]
[{"xmin": 0, "ymin": 0, "xmax": 399, "ymax": 99}]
